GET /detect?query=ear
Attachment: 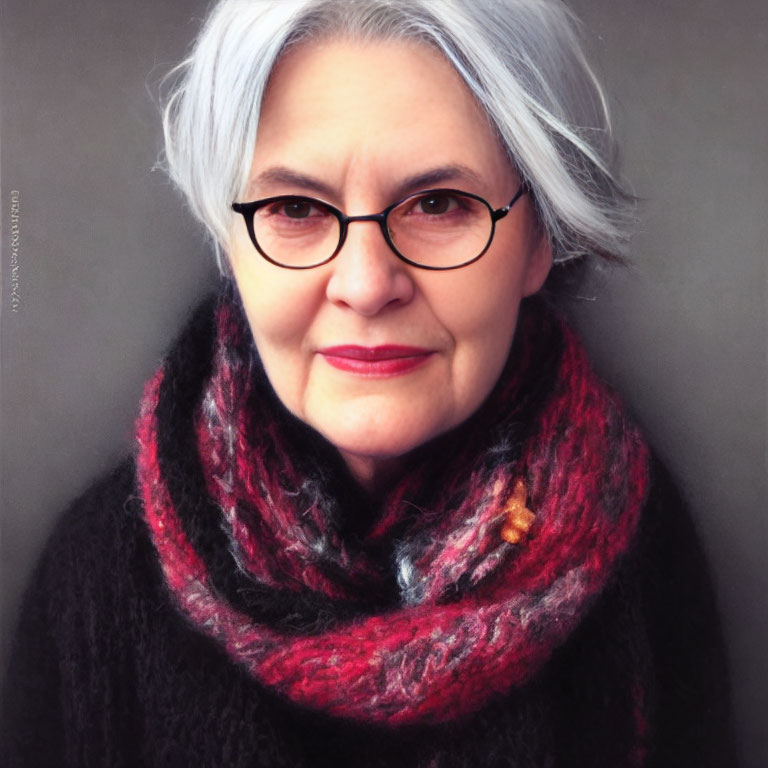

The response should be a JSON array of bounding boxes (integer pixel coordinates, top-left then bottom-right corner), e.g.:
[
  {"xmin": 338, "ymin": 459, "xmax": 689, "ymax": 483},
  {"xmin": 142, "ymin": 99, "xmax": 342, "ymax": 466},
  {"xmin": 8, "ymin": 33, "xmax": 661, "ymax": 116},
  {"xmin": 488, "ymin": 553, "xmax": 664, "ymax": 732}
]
[{"xmin": 522, "ymin": 227, "xmax": 553, "ymax": 297}]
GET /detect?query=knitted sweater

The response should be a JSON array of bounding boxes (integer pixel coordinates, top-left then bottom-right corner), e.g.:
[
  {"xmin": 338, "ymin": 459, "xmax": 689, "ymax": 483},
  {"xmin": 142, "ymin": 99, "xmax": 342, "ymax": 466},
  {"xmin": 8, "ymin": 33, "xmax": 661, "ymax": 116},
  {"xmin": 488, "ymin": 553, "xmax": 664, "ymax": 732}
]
[{"xmin": 2, "ymin": 455, "xmax": 737, "ymax": 767}]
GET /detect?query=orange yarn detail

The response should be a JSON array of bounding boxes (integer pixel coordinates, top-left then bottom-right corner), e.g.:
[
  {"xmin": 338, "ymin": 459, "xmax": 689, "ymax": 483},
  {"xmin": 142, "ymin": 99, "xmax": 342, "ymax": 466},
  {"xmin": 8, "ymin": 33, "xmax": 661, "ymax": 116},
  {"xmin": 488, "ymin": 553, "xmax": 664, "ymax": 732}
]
[{"xmin": 500, "ymin": 479, "xmax": 535, "ymax": 545}]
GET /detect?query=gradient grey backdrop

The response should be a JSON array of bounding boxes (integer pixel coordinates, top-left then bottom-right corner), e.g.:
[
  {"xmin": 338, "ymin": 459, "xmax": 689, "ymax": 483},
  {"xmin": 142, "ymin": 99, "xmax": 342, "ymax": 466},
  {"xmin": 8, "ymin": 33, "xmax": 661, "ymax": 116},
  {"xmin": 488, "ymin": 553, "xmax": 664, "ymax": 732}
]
[{"xmin": 1, "ymin": 0, "xmax": 766, "ymax": 764}]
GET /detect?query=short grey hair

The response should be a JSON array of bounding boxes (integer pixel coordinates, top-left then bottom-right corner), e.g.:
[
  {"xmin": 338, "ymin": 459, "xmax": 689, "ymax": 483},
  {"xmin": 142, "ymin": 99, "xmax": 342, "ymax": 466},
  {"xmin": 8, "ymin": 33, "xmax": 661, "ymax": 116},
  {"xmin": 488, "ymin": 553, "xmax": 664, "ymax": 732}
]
[{"xmin": 161, "ymin": 0, "xmax": 634, "ymax": 273}]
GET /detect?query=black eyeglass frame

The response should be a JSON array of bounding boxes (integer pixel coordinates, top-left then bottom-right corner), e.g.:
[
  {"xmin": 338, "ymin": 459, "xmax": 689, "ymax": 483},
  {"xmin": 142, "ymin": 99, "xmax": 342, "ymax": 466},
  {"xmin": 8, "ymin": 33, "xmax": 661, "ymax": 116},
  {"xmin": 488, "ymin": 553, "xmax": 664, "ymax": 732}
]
[{"xmin": 231, "ymin": 184, "xmax": 528, "ymax": 271}]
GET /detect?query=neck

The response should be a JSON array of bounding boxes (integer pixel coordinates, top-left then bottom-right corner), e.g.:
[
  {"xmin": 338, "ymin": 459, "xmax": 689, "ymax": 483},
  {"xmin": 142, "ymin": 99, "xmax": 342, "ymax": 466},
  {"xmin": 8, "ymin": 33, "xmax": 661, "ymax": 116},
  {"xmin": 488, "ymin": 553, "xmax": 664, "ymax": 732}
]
[{"xmin": 339, "ymin": 451, "xmax": 406, "ymax": 495}]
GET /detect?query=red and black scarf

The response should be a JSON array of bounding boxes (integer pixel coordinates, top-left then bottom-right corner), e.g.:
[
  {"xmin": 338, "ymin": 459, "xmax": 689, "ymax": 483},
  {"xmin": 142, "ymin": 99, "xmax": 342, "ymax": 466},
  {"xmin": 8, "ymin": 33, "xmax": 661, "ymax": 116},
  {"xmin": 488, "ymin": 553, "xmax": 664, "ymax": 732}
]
[{"xmin": 135, "ymin": 283, "xmax": 650, "ymax": 745}]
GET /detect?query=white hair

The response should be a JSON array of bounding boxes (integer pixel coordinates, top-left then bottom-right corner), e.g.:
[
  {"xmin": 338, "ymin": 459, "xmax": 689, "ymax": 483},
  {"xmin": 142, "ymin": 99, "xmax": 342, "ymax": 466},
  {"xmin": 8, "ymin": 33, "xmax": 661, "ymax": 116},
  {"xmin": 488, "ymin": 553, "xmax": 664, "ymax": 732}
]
[{"xmin": 161, "ymin": 0, "xmax": 635, "ymax": 273}]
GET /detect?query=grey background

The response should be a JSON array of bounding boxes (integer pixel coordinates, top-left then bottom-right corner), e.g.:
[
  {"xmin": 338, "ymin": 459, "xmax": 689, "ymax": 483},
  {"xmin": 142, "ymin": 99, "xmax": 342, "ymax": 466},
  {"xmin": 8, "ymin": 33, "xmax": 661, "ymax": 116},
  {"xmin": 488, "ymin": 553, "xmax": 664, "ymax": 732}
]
[{"xmin": 1, "ymin": 0, "xmax": 765, "ymax": 764}]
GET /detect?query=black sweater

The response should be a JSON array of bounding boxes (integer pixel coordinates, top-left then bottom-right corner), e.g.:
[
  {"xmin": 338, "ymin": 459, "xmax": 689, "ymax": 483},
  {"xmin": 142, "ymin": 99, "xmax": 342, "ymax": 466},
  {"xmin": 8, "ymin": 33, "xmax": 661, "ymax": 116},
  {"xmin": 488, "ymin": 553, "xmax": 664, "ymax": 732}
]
[{"xmin": 1, "ymin": 457, "xmax": 737, "ymax": 767}]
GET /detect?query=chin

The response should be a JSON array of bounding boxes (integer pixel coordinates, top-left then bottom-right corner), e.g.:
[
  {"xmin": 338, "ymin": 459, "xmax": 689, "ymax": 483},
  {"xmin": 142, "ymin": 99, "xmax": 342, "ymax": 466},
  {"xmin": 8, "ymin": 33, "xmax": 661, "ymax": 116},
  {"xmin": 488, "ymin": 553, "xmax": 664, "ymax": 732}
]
[{"xmin": 311, "ymin": 404, "xmax": 448, "ymax": 464}]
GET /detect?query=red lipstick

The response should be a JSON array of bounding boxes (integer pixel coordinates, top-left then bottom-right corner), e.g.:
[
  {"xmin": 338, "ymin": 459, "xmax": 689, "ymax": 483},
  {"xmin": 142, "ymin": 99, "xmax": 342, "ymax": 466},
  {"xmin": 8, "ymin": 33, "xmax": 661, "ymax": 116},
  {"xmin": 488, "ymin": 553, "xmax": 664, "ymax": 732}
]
[{"xmin": 318, "ymin": 345, "xmax": 434, "ymax": 376}]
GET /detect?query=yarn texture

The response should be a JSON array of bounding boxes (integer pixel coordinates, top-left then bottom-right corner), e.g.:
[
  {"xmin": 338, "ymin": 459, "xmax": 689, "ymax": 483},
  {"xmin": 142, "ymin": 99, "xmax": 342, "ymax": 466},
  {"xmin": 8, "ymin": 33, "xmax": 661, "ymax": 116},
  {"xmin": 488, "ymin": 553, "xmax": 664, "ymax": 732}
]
[
  {"xmin": 1, "ymin": 286, "xmax": 737, "ymax": 767},
  {"xmin": 136, "ymin": 284, "xmax": 649, "ymax": 730}
]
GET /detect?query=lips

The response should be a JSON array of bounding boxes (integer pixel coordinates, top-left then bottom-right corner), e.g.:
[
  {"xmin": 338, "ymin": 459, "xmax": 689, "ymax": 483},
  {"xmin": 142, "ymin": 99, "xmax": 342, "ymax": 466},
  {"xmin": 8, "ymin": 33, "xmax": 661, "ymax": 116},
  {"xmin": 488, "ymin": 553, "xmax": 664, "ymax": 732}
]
[{"xmin": 317, "ymin": 345, "xmax": 434, "ymax": 376}]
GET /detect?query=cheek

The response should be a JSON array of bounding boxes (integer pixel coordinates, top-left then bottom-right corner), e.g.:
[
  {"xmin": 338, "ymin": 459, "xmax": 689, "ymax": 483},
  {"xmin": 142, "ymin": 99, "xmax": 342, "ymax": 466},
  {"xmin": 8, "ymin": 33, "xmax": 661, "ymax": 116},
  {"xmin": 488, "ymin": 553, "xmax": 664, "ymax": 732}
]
[
  {"xmin": 241, "ymin": 296, "xmax": 313, "ymax": 418},
  {"xmin": 230, "ymin": 253, "xmax": 324, "ymax": 413},
  {"xmin": 429, "ymin": 256, "xmax": 528, "ymax": 406},
  {"xmin": 232, "ymin": 247, "xmax": 317, "ymax": 347},
  {"xmin": 244, "ymin": 289, "xmax": 310, "ymax": 349},
  {"xmin": 430, "ymin": 259, "xmax": 526, "ymax": 352}
]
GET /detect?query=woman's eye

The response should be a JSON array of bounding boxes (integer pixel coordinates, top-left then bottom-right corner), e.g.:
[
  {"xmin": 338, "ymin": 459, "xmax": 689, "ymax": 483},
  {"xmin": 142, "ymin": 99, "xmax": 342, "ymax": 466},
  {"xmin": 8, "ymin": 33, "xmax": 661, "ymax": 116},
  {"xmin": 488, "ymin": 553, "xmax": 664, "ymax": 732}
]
[
  {"xmin": 282, "ymin": 201, "xmax": 314, "ymax": 219},
  {"xmin": 264, "ymin": 200, "xmax": 326, "ymax": 219},
  {"xmin": 416, "ymin": 194, "xmax": 459, "ymax": 215}
]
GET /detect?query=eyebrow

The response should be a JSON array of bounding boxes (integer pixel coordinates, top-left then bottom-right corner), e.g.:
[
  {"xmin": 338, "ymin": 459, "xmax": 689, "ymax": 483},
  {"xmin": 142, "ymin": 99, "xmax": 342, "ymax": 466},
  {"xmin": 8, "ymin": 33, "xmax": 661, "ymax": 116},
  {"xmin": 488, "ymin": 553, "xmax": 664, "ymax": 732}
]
[
  {"xmin": 395, "ymin": 165, "xmax": 485, "ymax": 198},
  {"xmin": 246, "ymin": 167, "xmax": 336, "ymax": 200},
  {"xmin": 245, "ymin": 164, "xmax": 486, "ymax": 203}
]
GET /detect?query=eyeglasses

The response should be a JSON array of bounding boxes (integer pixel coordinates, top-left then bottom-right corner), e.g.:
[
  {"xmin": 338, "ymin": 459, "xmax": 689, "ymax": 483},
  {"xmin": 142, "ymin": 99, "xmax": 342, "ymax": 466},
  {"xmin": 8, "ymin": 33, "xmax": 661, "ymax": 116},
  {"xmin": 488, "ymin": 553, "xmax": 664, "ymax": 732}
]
[{"xmin": 231, "ymin": 185, "xmax": 527, "ymax": 270}]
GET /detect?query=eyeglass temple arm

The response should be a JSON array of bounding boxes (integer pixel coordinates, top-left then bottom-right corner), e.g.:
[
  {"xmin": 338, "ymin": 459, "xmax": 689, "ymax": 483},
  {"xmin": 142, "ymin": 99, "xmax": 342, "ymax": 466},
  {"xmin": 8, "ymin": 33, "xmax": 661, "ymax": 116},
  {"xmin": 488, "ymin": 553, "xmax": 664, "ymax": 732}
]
[{"xmin": 492, "ymin": 184, "xmax": 528, "ymax": 221}]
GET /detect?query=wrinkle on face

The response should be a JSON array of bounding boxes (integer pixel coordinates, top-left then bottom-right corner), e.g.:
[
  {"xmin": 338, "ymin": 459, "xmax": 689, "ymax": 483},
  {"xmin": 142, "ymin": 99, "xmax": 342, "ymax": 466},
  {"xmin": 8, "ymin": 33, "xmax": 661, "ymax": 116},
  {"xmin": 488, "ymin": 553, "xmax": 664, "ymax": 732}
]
[{"xmin": 228, "ymin": 38, "xmax": 551, "ymax": 489}]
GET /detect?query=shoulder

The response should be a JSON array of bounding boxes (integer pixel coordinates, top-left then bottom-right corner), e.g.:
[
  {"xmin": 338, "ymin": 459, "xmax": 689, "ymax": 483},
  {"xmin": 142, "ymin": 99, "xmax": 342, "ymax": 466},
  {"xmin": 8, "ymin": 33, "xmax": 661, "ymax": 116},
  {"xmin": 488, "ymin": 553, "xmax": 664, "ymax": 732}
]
[
  {"xmin": 1, "ymin": 457, "xmax": 160, "ymax": 764},
  {"xmin": 628, "ymin": 454, "xmax": 727, "ymax": 677},
  {"xmin": 40, "ymin": 456, "xmax": 150, "ymax": 579},
  {"xmin": 632, "ymin": 455, "xmax": 722, "ymax": 620},
  {"xmin": 8, "ymin": 456, "xmax": 166, "ymax": 642},
  {"xmin": 52, "ymin": 455, "xmax": 142, "ymax": 542},
  {"xmin": 638, "ymin": 456, "xmax": 699, "ymax": 549},
  {"xmin": 631, "ymin": 455, "xmax": 739, "ymax": 766}
]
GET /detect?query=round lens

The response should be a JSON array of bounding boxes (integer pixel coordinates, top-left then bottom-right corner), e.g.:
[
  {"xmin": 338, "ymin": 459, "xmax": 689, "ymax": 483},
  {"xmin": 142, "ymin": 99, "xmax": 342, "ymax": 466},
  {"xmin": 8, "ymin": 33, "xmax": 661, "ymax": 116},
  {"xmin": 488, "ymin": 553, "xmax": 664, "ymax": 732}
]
[
  {"xmin": 252, "ymin": 197, "xmax": 341, "ymax": 268},
  {"xmin": 387, "ymin": 191, "xmax": 492, "ymax": 268}
]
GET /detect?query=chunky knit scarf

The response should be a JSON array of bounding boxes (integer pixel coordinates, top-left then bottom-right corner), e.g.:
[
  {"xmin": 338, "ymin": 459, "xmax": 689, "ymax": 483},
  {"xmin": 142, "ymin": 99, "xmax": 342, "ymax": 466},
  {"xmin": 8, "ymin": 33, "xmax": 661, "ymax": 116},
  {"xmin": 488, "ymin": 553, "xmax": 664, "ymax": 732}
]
[{"xmin": 135, "ymin": 283, "xmax": 650, "ymax": 735}]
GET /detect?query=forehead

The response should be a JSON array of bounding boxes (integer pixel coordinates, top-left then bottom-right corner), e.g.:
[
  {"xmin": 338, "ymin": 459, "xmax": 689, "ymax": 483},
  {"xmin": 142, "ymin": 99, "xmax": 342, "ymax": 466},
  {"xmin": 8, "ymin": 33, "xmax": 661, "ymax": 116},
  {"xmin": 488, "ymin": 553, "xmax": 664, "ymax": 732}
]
[{"xmin": 249, "ymin": 37, "xmax": 510, "ymax": 195}]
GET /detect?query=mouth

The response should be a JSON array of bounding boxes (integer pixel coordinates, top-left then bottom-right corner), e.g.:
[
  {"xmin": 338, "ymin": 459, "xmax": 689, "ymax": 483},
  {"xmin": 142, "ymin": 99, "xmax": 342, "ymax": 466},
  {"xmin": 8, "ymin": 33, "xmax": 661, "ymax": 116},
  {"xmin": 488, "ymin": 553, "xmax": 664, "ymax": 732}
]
[{"xmin": 317, "ymin": 345, "xmax": 434, "ymax": 377}]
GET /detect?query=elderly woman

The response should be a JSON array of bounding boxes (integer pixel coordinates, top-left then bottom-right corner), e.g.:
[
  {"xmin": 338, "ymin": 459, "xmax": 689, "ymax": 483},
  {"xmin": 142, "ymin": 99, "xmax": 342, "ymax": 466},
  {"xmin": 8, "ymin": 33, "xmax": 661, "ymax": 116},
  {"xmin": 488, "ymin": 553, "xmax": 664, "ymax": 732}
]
[{"xmin": 1, "ymin": 1, "xmax": 736, "ymax": 766}]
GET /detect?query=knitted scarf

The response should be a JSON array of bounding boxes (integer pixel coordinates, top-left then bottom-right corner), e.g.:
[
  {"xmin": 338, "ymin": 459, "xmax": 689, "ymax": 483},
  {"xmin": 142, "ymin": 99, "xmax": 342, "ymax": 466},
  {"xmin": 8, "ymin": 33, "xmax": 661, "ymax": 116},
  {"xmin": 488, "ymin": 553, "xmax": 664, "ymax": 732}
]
[{"xmin": 135, "ymin": 283, "xmax": 650, "ymax": 736}]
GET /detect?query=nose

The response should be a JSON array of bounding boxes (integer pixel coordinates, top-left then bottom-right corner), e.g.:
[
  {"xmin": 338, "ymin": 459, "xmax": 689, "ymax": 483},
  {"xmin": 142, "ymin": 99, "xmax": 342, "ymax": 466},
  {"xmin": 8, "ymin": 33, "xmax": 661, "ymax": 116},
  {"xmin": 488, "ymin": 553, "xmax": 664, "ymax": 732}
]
[{"xmin": 325, "ymin": 219, "xmax": 415, "ymax": 316}]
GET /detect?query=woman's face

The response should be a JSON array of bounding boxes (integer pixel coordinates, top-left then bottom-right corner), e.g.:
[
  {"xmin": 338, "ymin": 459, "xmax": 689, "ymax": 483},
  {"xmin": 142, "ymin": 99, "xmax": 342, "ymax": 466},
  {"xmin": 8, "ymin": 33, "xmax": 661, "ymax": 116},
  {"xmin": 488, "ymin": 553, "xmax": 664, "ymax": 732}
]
[{"xmin": 228, "ymin": 38, "xmax": 551, "ymax": 487}]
